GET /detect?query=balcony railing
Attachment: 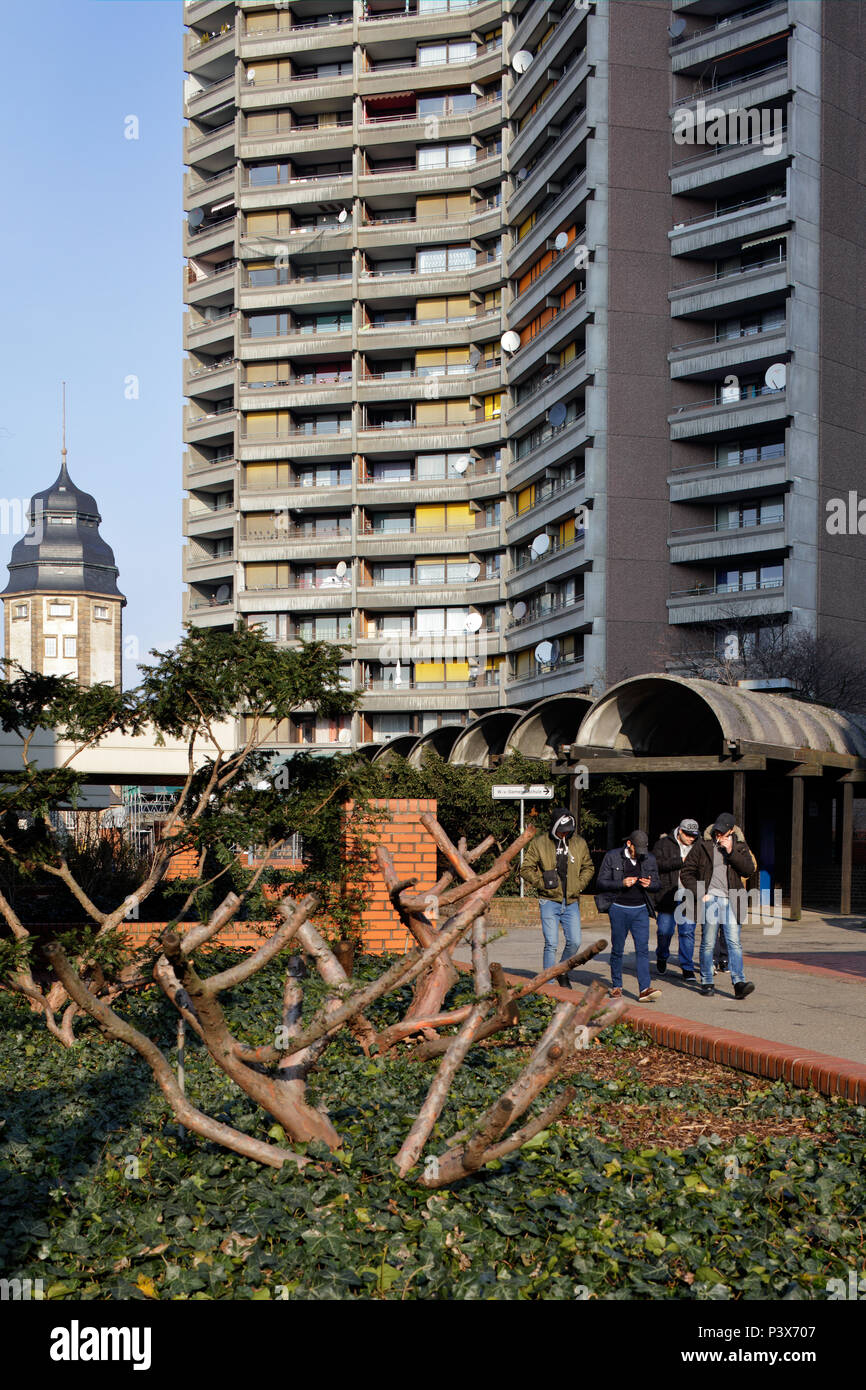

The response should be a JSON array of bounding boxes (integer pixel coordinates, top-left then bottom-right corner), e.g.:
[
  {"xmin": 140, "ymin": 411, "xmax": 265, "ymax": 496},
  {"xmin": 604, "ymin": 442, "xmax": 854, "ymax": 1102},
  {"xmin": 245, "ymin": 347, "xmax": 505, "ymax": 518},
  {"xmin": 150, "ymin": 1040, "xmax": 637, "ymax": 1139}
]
[
  {"xmin": 361, "ymin": 517, "xmax": 496, "ymax": 535},
  {"xmin": 192, "ymin": 23, "xmax": 235, "ymax": 48},
  {"xmin": 513, "ymin": 414, "xmax": 586, "ymax": 466},
  {"xmin": 245, "ymin": 16, "xmax": 351, "ymax": 35},
  {"xmin": 671, "ymin": 254, "xmax": 787, "ymax": 292},
  {"xmin": 669, "ymin": 449, "xmax": 785, "ymax": 475},
  {"xmin": 243, "ymin": 523, "xmax": 353, "ymax": 542},
  {"xmin": 673, "ymin": 61, "xmax": 789, "ymax": 105},
  {"xmin": 671, "ymin": 321, "xmax": 785, "ymax": 352},
  {"xmin": 509, "ymin": 654, "xmax": 584, "ymax": 683},
  {"xmin": 242, "ymin": 373, "xmax": 353, "ymax": 390},
  {"xmin": 511, "ymin": 355, "xmax": 587, "ymax": 409},
  {"xmin": 189, "ymin": 213, "xmax": 236, "ymax": 236},
  {"xmin": 669, "ymin": 516, "xmax": 783, "ymax": 538},
  {"xmin": 186, "ymin": 74, "xmax": 235, "ymax": 107},
  {"xmin": 361, "ymin": 199, "xmax": 501, "ymax": 227},
  {"xmin": 362, "ymin": 0, "xmax": 490, "ymax": 17},
  {"xmin": 360, "ymin": 95, "xmax": 501, "ymax": 125},
  {"xmin": 508, "ymin": 594, "xmax": 584, "ymax": 629},
  {"xmin": 188, "ymin": 356, "xmax": 235, "ymax": 378},
  {"xmin": 241, "ymin": 422, "xmax": 352, "ymax": 439},
  {"xmin": 363, "ymin": 673, "xmax": 500, "ymax": 691},
  {"xmin": 242, "ymin": 475, "xmax": 351, "ymax": 491},
  {"xmin": 513, "ymin": 473, "xmax": 585, "ymax": 519},
  {"xmin": 671, "ymin": 384, "xmax": 785, "ymax": 414},
  {"xmin": 673, "ymin": 191, "xmax": 787, "ymax": 229},
  {"xmin": 672, "ymin": 128, "xmax": 788, "ymax": 171},
  {"xmin": 512, "ymin": 531, "xmax": 585, "ymax": 572},
  {"xmin": 190, "ymin": 596, "xmax": 234, "ymax": 610},
  {"xmin": 671, "ymin": 1, "xmax": 786, "ymax": 46},
  {"xmin": 670, "ymin": 577, "xmax": 784, "ymax": 598}
]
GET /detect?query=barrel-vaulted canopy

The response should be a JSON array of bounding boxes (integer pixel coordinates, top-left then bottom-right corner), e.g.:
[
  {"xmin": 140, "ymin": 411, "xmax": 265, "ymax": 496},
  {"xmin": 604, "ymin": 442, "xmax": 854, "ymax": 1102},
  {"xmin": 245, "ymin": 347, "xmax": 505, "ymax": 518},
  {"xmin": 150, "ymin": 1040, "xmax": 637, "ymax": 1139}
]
[
  {"xmin": 576, "ymin": 674, "xmax": 866, "ymax": 759},
  {"xmin": 406, "ymin": 723, "xmax": 464, "ymax": 768},
  {"xmin": 506, "ymin": 694, "xmax": 595, "ymax": 761},
  {"xmin": 448, "ymin": 709, "xmax": 525, "ymax": 769}
]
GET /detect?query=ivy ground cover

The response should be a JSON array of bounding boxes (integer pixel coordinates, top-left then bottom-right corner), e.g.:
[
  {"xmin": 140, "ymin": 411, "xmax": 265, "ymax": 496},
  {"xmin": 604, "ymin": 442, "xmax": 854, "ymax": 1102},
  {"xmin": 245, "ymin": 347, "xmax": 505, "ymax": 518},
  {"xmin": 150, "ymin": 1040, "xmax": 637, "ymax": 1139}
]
[{"xmin": 1, "ymin": 952, "xmax": 863, "ymax": 1300}]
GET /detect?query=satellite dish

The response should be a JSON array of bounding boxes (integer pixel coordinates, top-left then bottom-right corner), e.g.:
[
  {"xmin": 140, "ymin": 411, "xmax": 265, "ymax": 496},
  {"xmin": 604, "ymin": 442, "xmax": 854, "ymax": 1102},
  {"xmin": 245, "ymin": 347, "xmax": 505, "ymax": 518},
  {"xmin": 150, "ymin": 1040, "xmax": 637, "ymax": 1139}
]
[
  {"xmin": 548, "ymin": 401, "xmax": 567, "ymax": 428},
  {"xmin": 512, "ymin": 600, "xmax": 527, "ymax": 621},
  {"xmin": 535, "ymin": 641, "xmax": 554, "ymax": 664},
  {"xmin": 247, "ymin": 68, "xmax": 256, "ymax": 82},
  {"xmin": 465, "ymin": 612, "xmax": 483, "ymax": 633},
  {"xmin": 517, "ymin": 167, "xmax": 529, "ymax": 183},
  {"xmin": 512, "ymin": 50, "xmax": 533, "ymax": 74},
  {"xmin": 765, "ymin": 362, "xmax": 787, "ymax": 390},
  {"xmin": 453, "ymin": 455, "xmax": 470, "ymax": 474},
  {"xmin": 468, "ymin": 346, "xmax": 481, "ymax": 368},
  {"xmin": 215, "ymin": 584, "xmax": 230, "ymax": 604},
  {"xmin": 668, "ymin": 17, "xmax": 686, "ymax": 38},
  {"xmin": 554, "ymin": 231, "xmax": 569, "ymax": 251},
  {"xmin": 338, "ymin": 728, "xmax": 351, "ymax": 744},
  {"xmin": 467, "ymin": 561, "xmax": 481, "ymax": 580},
  {"xmin": 335, "ymin": 560, "xmax": 348, "ymax": 578},
  {"xmin": 501, "ymin": 330, "xmax": 521, "ymax": 354},
  {"xmin": 189, "ymin": 207, "xmax": 204, "ymax": 229},
  {"xmin": 337, "ymin": 208, "xmax": 349, "ymax": 224},
  {"xmin": 530, "ymin": 533, "xmax": 551, "ymax": 557}
]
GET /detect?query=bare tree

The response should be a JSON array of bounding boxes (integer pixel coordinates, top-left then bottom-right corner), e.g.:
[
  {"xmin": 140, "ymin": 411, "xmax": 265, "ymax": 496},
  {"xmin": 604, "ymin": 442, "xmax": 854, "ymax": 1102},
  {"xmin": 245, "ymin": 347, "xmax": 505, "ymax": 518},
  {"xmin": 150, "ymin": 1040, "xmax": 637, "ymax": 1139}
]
[
  {"xmin": 46, "ymin": 812, "xmax": 624, "ymax": 1187},
  {"xmin": 664, "ymin": 614, "xmax": 866, "ymax": 713}
]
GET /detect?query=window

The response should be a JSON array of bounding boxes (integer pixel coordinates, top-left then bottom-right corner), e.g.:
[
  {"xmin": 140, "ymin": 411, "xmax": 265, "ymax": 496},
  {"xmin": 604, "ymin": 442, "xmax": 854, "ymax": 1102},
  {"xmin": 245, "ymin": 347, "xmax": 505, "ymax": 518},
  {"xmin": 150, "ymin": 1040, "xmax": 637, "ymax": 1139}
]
[
  {"xmin": 416, "ymin": 453, "xmax": 470, "ymax": 479},
  {"xmin": 372, "ymin": 563, "xmax": 412, "ymax": 586},
  {"xmin": 417, "ymin": 144, "xmax": 476, "ymax": 170},
  {"xmin": 247, "ymin": 312, "xmax": 290, "ymax": 338},
  {"xmin": 416, "ymin": 398, "xmax": 474, "ymax": 425},
  {"xmin": 45, "ymin": 637, "xmax": 58, "ymax": 658},
  {"xmin": 93, "ymin": 605, "xmax": 111, "ymax": 620},
  {"xmin": 483, "ymin": 393, "xmax": 501, "ymax": 420},
  {"xmin": 48, "ymin": 602, "xmax": 72, "ymax": 617},
  {"xmin": 247, "ymin": 262, "xmax": 291, "ymax": 288},
  {"xmin": 297, "ymin": 615, "xmax": 352, "ymax": 641},
  {"xmin": 416, "ymin": 295, "xmax": 473, "ymax": 322},
  {"xmin": 416, "ymin": 346, "xmax": 471, "ymax": 376},
  {"xmin": 365, "ymin": 460, "xmax": 413, "ymax": 482},
  {"xmin": 63, "ymin": 636, "xmax": 77, "ymax": 659},
  {"xmin": 417, "ymin": 40, "xmax": 477, "ymax": 66},
  {"xmin": 416, "ymin": 191, "xmax": 472, "ymax": 220},
  {"xmin": 248, "ymin": 162, "xmax": 290, "ymax": 187},
  {"xmin": 13, "ymin": 603, "xmax": 28, "ymax": 619},
  {"xmin": 418, "ymin": 92, "xmax": 477, "ymax": 116}
]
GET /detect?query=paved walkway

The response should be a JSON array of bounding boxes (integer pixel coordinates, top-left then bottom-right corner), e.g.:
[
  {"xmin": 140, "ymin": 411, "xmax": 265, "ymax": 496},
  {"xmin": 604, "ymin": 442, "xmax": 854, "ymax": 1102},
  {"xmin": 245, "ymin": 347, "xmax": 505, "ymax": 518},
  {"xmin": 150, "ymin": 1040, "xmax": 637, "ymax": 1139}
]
[{"xmin": 454, "ymin": 909, "xmax": 866, "ymax": 1074}]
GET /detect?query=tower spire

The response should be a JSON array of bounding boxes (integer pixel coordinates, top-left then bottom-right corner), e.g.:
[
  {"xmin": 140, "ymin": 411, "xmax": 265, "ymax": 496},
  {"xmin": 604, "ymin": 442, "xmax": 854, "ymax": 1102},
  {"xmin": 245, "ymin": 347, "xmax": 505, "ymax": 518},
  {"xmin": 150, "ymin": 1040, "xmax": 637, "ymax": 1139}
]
[{"xmin": 60, "ymin": 381, "xmax": 68, "ymax": 477}]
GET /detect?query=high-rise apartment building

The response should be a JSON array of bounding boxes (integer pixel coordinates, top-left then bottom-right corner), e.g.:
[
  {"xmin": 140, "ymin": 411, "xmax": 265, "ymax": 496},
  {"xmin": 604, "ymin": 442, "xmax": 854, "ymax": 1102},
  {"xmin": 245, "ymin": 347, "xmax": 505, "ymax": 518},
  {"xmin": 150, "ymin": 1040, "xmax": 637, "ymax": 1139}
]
[{"xmin": 182, "ymin": 0, "xmax": 866, "ymax": 749}]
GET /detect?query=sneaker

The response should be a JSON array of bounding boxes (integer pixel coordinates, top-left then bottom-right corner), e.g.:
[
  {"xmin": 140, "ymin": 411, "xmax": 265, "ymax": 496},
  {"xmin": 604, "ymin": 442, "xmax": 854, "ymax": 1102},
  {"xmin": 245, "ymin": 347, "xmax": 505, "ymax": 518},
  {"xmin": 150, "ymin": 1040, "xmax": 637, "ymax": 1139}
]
[
  {"xmin": 734, "ymin": 981, "xmax": 755, "ymax": 1000},
  {"xmin": 608, "ymin": 987, "xmax": 623, "ymax": 999},
  {"xmin": 699, "ymin": 983, "xmax": 714, "ymax": 996},
  {"xmin": 656, "ymin": 958, "xmax": 667, "ymax": 975},
  {"xmin": 639, "ymin": 986, "xmax": 662, "ymax": 1002},
  {"xmin": 682, "ymin": 971, "xmax": 696, "ymax": 982}
]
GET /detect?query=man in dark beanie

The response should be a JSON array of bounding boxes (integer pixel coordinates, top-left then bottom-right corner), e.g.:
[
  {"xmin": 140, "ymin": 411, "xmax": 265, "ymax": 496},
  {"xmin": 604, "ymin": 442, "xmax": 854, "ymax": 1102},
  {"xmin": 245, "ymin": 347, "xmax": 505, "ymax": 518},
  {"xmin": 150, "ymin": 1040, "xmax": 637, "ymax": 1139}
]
[
  {"xmin": 521, "ymin": 806, "xmax": 594, "ymax": 982},
  {"xmin": 681, "ymin": 812, "xmax": 757, "ymax": 999},
  {"xmin": 595, "ymin": 830, "xmax": 662, "ymax": 1002}
]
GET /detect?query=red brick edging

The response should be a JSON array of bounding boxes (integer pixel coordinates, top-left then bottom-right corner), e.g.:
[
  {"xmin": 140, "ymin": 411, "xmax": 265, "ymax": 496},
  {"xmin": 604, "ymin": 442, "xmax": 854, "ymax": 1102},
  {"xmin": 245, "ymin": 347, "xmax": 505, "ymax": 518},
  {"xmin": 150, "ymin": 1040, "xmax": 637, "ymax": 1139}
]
[{"xmin": 461, "ymin": 964, "xmax": 866, "ymax": 1105}]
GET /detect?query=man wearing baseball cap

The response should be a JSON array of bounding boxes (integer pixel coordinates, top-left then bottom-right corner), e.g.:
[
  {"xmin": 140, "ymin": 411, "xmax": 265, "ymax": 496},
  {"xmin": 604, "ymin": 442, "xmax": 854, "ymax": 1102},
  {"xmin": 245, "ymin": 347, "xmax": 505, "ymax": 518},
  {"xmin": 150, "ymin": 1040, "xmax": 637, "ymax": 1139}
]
[
  {"xmin": 680, "ymin": 812, "xmax": 757, "ymax": 999},
  {"xmin": 652, "ymin": 819, "xmax": 700, "ymax": 980}
]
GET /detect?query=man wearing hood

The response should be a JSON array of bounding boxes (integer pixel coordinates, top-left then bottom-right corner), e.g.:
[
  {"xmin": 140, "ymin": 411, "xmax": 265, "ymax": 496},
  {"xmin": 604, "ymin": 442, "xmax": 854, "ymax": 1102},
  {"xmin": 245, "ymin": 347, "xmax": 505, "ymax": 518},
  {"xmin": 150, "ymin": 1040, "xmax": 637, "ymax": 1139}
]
[
  {"xmin": 652, "ymin": 819, "xmax": 700, "ymax": 980},
  {"xmin": 680, "ymin": 812, "xmax": 757, "ymax": 1000},
  {"xmin": 595, "ymin": 831, "xmax": 662, "ymax": 1002},
  {"xmin": 521, "ymin": 807, "xmax": 594, "ymax": 981}
]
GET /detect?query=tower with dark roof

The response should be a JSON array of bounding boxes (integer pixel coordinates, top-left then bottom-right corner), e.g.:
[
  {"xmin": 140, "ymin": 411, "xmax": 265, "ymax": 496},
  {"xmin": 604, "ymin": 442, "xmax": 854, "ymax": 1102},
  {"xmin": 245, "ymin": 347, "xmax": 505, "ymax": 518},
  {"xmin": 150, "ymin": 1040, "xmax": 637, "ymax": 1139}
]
[{"xmin": 2, "ymin": 445, "xmax": 126, "ymax": 689}]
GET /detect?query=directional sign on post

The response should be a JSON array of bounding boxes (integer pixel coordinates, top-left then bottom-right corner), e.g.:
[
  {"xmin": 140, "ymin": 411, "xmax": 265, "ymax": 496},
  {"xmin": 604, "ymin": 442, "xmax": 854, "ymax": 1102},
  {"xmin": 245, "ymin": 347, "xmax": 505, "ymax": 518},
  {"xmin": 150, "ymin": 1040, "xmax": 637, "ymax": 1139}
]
[
  {"xmin": 491, "ymin": 785, "xmax": 555, "ymax": 800},
  {"xmin": 491, "ymin": 786, "xmax": 555, "ymax": 897}
]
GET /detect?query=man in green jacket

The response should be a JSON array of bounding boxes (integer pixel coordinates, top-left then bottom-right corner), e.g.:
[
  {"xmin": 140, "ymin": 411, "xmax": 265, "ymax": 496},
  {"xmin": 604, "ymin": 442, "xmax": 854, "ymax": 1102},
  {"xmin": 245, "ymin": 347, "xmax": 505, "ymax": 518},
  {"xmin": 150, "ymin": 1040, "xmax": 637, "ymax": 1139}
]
[{"xmin": 521, "ymin": 806, "xmax": 595, "ymax": 980}]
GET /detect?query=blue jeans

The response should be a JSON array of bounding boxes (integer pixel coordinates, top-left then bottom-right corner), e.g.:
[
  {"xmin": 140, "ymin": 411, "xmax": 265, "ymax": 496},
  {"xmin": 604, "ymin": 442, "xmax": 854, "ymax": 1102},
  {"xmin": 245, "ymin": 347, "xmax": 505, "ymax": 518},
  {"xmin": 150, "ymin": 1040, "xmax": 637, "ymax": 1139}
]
[
  {"xmin": 608, "ymin": 903, "xmax": 651, "ymax": 994},
  {"xmin": 700, "ymin": 896, "xmax": 745, "ymax": 986},
  {"xmin": 539, "ymin": 898, "xmax": 582, "ymax": 970},
  {"xmin": 656, "ymin": 911, "xmax": 696, "ymax": 973}
]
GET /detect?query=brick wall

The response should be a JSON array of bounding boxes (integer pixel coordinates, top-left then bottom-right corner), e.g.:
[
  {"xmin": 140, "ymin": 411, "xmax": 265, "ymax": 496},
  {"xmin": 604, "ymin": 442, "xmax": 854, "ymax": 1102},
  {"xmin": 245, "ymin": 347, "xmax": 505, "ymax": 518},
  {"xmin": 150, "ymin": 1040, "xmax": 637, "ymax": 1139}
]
[{"xmin": 118, "ymin": 798, "xmax": 440, "ymax": 956}]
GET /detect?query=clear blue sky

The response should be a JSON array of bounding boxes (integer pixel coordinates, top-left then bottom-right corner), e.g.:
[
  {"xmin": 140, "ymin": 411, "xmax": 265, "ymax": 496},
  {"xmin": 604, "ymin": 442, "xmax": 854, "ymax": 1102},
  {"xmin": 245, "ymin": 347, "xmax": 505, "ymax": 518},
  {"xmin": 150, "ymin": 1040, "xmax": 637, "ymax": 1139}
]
[{"xmin": 0, "ymin": 0, "xmax": 184, "ymax": 686}]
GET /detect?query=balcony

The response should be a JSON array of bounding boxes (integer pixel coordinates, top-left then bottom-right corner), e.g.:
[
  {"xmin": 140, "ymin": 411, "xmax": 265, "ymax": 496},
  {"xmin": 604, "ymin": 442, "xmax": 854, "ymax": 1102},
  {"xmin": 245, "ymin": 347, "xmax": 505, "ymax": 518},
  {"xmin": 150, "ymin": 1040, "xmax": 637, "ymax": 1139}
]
[
  {"xmin": 667, "ymin": 575, "xmax": 788, "ymax": 625},
  {"xmin": 670, "ymin": 3, "xmax": 791, "ymax": 75},
  {"xmin": 672, "ymin": 60, "xmax": 790, "ymax": 116},
  {"xmin": 505, "ymin": 657, "xmax": 586, "ymax": 704},
  {"xmin": 670, "ymin": 130, "xmax": 788, "ymax": 198},
  {"xmin": 669, "ymin": 191, "xmax": 789, "ymax": 259},
  {"xmin": 185, "ymin": 309, "xmax": 237, "ymax": 353},
  {"xmin": 668, "ymin": 451, "xmax": 788, "ymax": 503},
  {"xmin": 507, "ymin": 475, "xmax": 586, "ymax": 547},
  {"xmin": 669, "ymin": 254, "xmax": 790, "ymax": 319},
  {"xmin": 507, "ymin": 174, "xmax": 590, "ymax": 277},
  {"xmin": 507, "ymin": 533, "xmax": 588, "ymax": 597},
  {"xmin": 668, "ymin": 322, "xmax": 787, "ymax": 380},
  {"xmin": 504, "ymin": 598, "xmax": 587, "ymax": 650},
  {"xmin": 357, "ymin": 578, "xmax": 502, "ymax": 609},
  {"xmin": 508, "ymin": 54, "xmax": 590, "ymax": 172},
  {"xmin": 237, "ymin": 586, "xmax": 353, "ymax": 613},
  {"xmin": 356, "ymin": 522, "xmax": 500, "ymax": 557},
  {"xmin": 668, "ymin": 515, "xmax": 786, "ymax": 564},
  {"xmin": 508, "ymin": 414, "xmax": 589, "ymax": 492},
  {"xmin": 669, "ymin": 385, "xmax": 787, "ymax": 440}
]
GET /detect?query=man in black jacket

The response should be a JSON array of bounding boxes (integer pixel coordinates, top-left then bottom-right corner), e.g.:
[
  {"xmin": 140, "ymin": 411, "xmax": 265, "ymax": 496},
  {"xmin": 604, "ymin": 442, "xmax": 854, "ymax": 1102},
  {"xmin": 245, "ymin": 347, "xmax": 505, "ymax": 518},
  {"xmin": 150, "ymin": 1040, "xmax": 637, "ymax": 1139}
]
[
  {"xmin": 652, "ymin": 819, "xmax": 699, "ymax": 980},
  {"xmin": 595, "ymin": 830, "xmax": 662, "ymax": 1002},
  {"xmin": 680, "ymin": 812, "xmax": 757, "ymax": 1000}
]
